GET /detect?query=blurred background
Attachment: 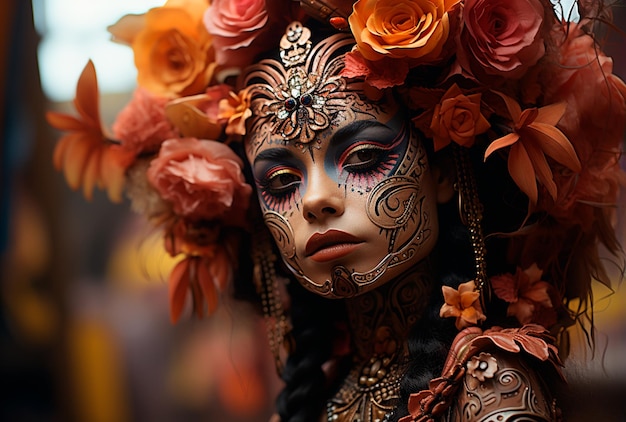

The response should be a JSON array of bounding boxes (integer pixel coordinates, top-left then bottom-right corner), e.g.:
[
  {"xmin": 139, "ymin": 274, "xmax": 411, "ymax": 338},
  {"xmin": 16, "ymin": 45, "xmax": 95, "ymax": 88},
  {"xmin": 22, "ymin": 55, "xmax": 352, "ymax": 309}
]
[{"xmin": 0, "ymin": 0, "xmax": 625, "ymax": 421}]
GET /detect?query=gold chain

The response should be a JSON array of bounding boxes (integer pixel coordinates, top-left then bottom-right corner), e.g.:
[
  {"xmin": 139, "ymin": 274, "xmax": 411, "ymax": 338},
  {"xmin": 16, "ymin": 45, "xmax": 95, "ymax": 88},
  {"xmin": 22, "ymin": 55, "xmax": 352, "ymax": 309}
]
[
  {"xmin": 252, "ymin": 229, "xmax": 292, "ymax": 375},
  {"xmin": 453, "ymin": 145, "xmax": 488, "ymax": 300}
]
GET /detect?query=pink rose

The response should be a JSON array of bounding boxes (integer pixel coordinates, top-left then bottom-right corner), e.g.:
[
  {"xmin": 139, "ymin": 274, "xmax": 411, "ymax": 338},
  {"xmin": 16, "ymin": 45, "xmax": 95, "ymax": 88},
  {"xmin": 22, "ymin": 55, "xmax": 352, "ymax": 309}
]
[
  {"xmin": 113, "ymin": 88, "xmax": 179, "ymax": 155},
  {"xmin": 147, "ymin": 138, "xmax": 252, "ymax": 223},
  {"xmin": 458, "ymin": 0, "xmax": 545, "ymax": 79},
  {"xmin": 341, "ymin": 50, "xmax": 410, "ymax": 90},
  {"xmin": 203, "ymin": 0, "xmax": 268, "ymax": 67}
]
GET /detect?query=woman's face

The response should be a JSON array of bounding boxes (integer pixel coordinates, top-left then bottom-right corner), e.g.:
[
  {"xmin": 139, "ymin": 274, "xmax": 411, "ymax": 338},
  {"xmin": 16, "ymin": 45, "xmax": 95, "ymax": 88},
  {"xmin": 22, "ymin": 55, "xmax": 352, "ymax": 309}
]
[{"xmin": 246, "ymin": 94, "xmax": 441, "ymax": 298}]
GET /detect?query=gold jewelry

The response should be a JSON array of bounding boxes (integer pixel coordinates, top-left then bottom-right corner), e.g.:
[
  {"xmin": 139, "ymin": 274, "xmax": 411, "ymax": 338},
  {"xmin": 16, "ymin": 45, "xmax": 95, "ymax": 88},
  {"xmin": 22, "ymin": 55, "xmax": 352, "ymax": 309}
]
[
  {"xmin": 453, "ymin": 145, "xmax": 489, "ymax": 303},
  {"xmin": 244, "ymin": 22, "xmax": 355, "ymax": 151},
  {"xmin": 252, "ymin": 227, "xmax": 293, "ymax": 375}
]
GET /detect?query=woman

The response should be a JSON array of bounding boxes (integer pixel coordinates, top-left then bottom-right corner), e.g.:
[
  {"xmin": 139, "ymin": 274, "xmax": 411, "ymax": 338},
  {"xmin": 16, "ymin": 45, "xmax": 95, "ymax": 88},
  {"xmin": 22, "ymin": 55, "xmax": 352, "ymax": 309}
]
[{"xmin": 48, "ymin": 0, "xmax": 626, "ymax": 420}]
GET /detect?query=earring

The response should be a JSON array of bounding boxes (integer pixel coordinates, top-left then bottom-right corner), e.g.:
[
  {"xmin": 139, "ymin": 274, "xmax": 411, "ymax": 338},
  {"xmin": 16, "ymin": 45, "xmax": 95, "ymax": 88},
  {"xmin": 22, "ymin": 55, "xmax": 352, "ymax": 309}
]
[
  {"xmin": 452, "ymin": 145, "xmax": 489, "ymax": 305},
  {"xmin": 252, "ymin": 227, "xmax": 293, "ymax": 375}
]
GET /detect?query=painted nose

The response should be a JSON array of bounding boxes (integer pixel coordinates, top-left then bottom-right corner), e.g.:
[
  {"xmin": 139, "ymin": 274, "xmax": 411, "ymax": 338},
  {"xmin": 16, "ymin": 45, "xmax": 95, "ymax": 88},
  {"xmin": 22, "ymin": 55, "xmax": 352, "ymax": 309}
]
[{"xmin": 302, "ymin": 167, "xmax": 345, "ymax": 223}]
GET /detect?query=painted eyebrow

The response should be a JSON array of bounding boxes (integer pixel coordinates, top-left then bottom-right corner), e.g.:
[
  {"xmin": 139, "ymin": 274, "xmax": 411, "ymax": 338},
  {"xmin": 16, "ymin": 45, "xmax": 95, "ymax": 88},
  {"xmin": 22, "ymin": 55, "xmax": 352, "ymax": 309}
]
[
  {"xmin": 329, "ymin": 120, "xmax": 390, "ymax": 145},
  {"xmin": 253, "ymin": 147, "xmax": 295, "ymax": 166}
]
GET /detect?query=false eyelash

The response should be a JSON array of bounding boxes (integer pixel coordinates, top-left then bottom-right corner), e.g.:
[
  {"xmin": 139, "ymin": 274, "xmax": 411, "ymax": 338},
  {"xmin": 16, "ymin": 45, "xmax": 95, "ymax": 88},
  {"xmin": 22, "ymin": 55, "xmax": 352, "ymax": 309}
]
[{"xmin": 257, "ymin": 167, "xmax": 302, "ymax": 212}]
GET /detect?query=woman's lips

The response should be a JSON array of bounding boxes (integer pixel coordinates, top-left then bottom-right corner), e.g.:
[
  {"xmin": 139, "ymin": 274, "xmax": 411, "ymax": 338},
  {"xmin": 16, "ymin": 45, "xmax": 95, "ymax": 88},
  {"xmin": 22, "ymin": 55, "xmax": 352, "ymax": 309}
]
[{"xmin": 305, "ymin": 230, "xmax": 363, "ymax": 263}]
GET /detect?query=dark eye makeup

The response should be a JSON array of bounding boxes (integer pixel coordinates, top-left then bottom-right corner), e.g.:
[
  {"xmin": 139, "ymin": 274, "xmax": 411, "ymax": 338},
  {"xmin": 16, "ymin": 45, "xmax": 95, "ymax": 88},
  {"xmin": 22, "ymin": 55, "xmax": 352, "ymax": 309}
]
[{"xmin": 253, "ymin": 118, "xmax": 407, "ymax": 209}]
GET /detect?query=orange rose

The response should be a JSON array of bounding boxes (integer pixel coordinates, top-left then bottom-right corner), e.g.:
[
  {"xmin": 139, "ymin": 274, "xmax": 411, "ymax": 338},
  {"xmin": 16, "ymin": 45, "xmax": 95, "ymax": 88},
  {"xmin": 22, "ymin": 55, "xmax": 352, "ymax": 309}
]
[
  {"xmin": 131, "ymin": 1, "xmax": 215, "ymax": 98},
  {"xmin": 349, "ymin": 0, "xmax": 460, "ymax": 62},
  {"xmin": 429, "ymin": 84, "xmax": 490, "ymax": 151}
]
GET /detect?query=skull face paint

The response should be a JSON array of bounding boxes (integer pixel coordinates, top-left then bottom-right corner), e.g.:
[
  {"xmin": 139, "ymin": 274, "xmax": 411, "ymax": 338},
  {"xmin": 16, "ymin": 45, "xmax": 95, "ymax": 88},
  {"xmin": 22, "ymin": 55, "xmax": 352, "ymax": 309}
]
[{"xmin": 244, "ymin": 24, "xmax": 440, "ymax": 298}]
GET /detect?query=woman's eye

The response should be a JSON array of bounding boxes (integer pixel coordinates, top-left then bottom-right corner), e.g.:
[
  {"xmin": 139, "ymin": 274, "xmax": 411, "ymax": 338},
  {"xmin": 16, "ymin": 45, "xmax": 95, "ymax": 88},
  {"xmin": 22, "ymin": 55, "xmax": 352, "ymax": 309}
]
[
  {"xmin": 342, "ymin": 147, "xmax": 383, "ymax": 173},
  {"xmin": 265, "ymin": 169, "xmax": 301, "ymax": 195}
]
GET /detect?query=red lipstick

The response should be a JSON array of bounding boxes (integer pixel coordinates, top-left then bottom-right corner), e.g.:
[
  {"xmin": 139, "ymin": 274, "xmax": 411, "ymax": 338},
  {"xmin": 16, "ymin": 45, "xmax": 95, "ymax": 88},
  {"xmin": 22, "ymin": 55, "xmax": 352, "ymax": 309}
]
[{"xmin": 305, "ymin": 230, "xmax": 363, "ymax": 263}]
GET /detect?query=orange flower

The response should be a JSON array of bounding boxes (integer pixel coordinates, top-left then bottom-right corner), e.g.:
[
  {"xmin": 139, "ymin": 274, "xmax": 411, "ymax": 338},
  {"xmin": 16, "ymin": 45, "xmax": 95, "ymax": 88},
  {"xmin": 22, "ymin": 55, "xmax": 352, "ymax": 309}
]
[
  {"xmin": 440, "ymin": 280, "xmax": 486, "ymax": 330},
  {"xmin": 349, "ymin": 0, "xmax": 460, "ymax": 62},
  {"xmin": 46, "ymin": 61, "xmax": 134, "ymax": 202},
  {"xmin": 165, "ymin": 84, "xmax": 232, "ymax": 139},
  {"xmin": 484, "ymin": 93, "xmax": 581, "ymax": 205},
  {"xmin": 491, "ymin": 264, "xmax": 556, "ymax": 327},
  {"xmin": 429, "ymin": 84, "xmax": 490, "ymax": 151},
  {"xmin": 219, "ymin": 89, "xmax": 252, "ymax": 137},
  {"xmin": 113, "ymin": 0, "xmax": 215, "ymax": 98},
  {"xmin": 168, "ymin": 249, "xmax": 232, "ymax": 323}
]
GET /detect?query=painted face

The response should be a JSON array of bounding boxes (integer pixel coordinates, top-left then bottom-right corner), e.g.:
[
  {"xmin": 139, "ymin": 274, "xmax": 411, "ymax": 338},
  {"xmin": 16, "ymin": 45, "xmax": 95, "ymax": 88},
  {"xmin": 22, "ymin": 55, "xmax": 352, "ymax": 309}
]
[
  {"xmin": 243, "ymin": 23, "xmax": 440, "ymax": 298},
  {"xmin": 246, "ymin": 103, "xmax": 440, "ymax": 298}
]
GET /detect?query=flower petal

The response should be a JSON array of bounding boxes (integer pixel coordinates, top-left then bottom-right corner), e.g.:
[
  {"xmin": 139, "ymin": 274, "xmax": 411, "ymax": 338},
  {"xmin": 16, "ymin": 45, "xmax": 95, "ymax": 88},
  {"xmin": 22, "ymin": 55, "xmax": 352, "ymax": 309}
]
[
  {"xmin": 523, "ymin": 281, "xmax": 553, "ymax": 307},
  {"xmin": 484, "ymin": 132, "xmax": 520, "ymax": 160},
  {"xmin": 440, "ymin": 303, "xmax": 461, "ymax": 318},
  {"xmin": 197, "ymin": 258, "xmax": 219, "ymax": 316},
  {"xmin": 46, "ymin": 111, "xmax": 85, "ymax": 132},
  {"xmin": 524, "ymin": 140, "xmax": 557, "ymax": 200},
  {"xmin": 535, "ymin": 102, "xmax": 566, "ymax": 126},
  {"xmin": 442, "ymin": 285, "xmax": 460, "ymax": 306},
  {"xmin": 74, "ymin": 60, "xmax": 101, "ymax": 130},
  {"xmin": 107, "ymin": 13, "xmax": 146, "ymax": 45},
  {"xmin": 169, "ymin": 258, "xmax": 190, "ymax": 323},
  {"xmin": 526, "ymin": 123, "xmax": 581, "ymax": 172},
  {"xmin": 82, "ymin": 149, "xmax": 102, "ymax": 201},
  {"xmin": 490, "ymin": 273, "xmax": 518, "ymax": 303},
  {"xmin": 494, "ymin": 91, "xmax": 522, "ymax": 122},
  {"xmin": 100, "ymin": 146, "xmax": 132, "ymax": 203},
  {"xmin": 63, "ymin": 134, "xmax": 94, "ymax": 190},
  {"xmin": 508, "ymin": 142, "xmax": 538, "ymax": 204},
  {"xmin": 52, "ymin": 133, "xmax": 78, "ymax": 170},
  {"xmin": 460, "ymin": 291, "xmax": 480, "ymax": 308}
]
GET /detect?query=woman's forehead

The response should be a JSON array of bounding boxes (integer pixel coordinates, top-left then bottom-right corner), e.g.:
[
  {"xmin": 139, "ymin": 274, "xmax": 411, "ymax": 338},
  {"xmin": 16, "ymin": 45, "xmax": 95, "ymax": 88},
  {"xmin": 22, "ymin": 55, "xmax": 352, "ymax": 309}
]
[{"xmin": 246, "ymin": 96, "xmax": 400, "ymax": 159}]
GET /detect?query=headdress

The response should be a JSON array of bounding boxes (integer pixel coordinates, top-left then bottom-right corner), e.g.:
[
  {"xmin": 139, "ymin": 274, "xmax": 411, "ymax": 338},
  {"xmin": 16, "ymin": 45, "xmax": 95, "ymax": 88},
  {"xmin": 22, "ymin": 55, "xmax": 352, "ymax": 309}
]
[{"xmin": 47, "ymin": 0, "xmax": 625, "ymax": 351}]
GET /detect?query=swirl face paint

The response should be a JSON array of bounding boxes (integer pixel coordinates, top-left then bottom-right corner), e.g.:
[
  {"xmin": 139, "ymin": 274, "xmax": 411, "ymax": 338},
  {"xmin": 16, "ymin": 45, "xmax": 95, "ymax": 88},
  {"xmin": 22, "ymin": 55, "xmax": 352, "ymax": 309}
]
[{"xmin": 245, "ymin": 25, "xmax": 439, "ymax": 298}]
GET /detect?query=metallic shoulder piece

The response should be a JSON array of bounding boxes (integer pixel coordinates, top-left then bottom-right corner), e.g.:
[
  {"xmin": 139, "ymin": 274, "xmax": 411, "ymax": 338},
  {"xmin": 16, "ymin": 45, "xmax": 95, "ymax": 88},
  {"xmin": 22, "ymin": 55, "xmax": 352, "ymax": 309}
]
[{"xmin": 449, "ymin": 349, "xmax": 561, "ymax": 421}]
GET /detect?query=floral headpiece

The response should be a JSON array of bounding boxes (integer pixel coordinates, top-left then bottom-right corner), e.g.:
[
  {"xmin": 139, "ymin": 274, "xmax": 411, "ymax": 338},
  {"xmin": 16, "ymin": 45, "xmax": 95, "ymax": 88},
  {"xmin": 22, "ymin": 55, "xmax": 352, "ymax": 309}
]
[{"xmin": 47, "ymin": 0, "xmax": 626, "ymax": 340}]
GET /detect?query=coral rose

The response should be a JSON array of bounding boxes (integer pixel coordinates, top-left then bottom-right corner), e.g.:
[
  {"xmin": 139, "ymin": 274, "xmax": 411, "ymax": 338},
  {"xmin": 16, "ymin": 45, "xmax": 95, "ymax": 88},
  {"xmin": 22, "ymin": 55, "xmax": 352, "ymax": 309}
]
[
  {"xmin": 349, "ymin": 0, "xmax": 460, "ymax": 62},
  {"xmin": 203, "ymin": 0, "xmax": 269, "ymax": 67},
  {"xmin": 459, "ymin": 0, "xmax": 545, "ymax": 79},
  {"xmin": 131, "ymin": 2, "xmax": 215, "ymax": 98},
  {"xmin": 428, "ymin": 84, "xmax": 490, "ymax": 151},
  {"xmin": 341, "ymin": 50, "xmax": 410, "ymax": 90},
  {"xmin": 147, "ymin": 138, "xmax": 252, "ymax": 224},
  {"xmin": 113, "ymin": 88, "xmax": 178, "ymax": 155}
]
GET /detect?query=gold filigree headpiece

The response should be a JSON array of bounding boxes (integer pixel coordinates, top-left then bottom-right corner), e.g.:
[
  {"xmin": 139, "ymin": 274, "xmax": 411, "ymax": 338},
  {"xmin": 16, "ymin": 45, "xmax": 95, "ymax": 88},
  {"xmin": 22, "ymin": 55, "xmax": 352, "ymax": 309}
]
[{"xmin": 244, "ymin": 22, "xmax": 355, "ymax": 152}]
